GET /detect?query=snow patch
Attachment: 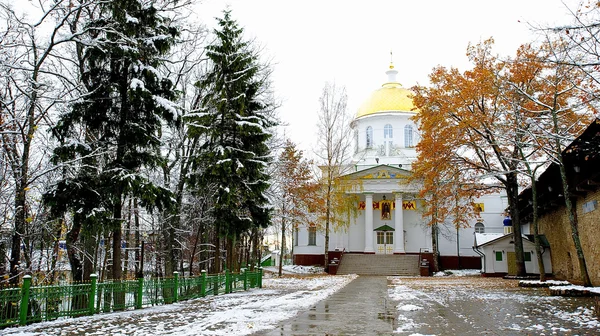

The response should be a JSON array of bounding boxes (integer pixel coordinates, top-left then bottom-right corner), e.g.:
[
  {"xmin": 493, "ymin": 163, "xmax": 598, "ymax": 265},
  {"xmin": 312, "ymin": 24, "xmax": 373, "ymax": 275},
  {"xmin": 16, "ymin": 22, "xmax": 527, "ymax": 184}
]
[{"xmin": 398, "ymin": 304, "xmax": 423, "ymax": 311}]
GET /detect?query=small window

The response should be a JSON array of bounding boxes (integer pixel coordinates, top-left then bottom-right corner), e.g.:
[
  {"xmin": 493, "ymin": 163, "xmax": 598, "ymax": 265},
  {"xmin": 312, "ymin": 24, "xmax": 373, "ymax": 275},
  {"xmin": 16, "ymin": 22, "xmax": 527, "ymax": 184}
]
[
  {"xmin": 308, "ymin": 227, "xmax": 316, "ymax": 246},
  {"xmin": 386, "ymin": 232, "xmax": 393, "ymax": 245},
  {"xmin": 495, "ymin": 251, "xmax": 503, "ymax": 262},
  {"xmin": 384, "ymin": 124, "xmax": 393, "ymax": 138},
  {"xmin": 474, "ymin": 222, "xmax": 485, "ymax": 233},
  {"xmin": 366, "ymin": 126, "xmax": 373, "ymax": 148},
  {"xmin": 376, "ymin": 232, "xmax": 384, "ymax": 244},
  {"xmin": 524, "ymin": 251, "xmax": 532, "ymax": 262},
  {"xmin": 404, "ymin": 125, "xmax": 413, "ymax": 148}
]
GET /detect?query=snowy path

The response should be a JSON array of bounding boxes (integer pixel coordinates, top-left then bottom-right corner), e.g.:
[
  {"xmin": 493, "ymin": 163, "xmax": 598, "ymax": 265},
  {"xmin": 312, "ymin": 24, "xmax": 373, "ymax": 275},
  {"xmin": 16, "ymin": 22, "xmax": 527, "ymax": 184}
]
[
  {"xmin": 390, "ymin": 277, "xmax": 600, "ymax": 335},
  {"xmin": 2, "ymin": 274, "xmax": 357, "ymax": 336}
]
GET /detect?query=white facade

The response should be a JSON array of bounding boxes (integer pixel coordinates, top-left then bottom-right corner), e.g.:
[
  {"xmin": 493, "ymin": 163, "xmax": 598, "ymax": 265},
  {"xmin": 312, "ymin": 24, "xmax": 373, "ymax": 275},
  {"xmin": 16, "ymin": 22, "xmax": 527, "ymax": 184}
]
[{"xmin": 293, "ymin": 66, "xmax": 508, "ymax": 264}]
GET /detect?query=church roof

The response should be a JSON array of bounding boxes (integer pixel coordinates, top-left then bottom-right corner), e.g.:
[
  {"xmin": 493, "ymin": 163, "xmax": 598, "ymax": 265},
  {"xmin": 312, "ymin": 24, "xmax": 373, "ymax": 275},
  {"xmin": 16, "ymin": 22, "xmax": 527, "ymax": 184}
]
[
  {"xmin": 342, "ymin": 164, "xmax": 411, "ymax": 179},
  {"xmin": 355, "ymin": 65, "xmax": 417, "ymax": 119}
]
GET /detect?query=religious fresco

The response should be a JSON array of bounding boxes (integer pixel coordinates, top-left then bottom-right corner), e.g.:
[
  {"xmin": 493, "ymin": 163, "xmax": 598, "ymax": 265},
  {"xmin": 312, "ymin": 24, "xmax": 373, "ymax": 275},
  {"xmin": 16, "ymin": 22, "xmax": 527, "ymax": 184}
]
[
  {"xmin": 357, "ymin": 200, "xmax": 417, "ymax": 210},
  {"xmin": 380, "ymin": 200, "xmax": 392, "ymax": 220},
  {"xmin": 360, "ymin": 169, "xmax": 408, "ymax": 180}
]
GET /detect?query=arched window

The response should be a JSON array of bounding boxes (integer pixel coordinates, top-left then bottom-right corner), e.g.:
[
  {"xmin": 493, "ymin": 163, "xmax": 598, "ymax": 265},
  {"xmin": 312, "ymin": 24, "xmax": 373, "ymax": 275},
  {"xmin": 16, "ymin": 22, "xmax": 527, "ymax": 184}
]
[
  {"xmin": 366, "ymin": 126, "xmax": 373, "ymax": 148},
  {"xmin": 404, "ymin": 125, "xmax": 414, "ymax": 148},
  {"xmin": 475, "ymin": 222, "xmax": 485, "ymax": 233},
  {"xmin": 384, "ymin": 124, "xmax": 393, "ymax": 138},
  {"xmin": 384, "ymin": 124, "xmax": 393, "ymax": 156}
]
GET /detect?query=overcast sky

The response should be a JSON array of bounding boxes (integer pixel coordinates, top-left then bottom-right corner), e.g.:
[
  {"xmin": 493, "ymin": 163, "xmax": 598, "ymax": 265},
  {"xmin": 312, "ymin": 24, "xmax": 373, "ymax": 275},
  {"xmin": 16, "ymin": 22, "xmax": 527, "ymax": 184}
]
[{"xmin": 195, "ymin": 0, "xmax": 583, "ymax": 156}]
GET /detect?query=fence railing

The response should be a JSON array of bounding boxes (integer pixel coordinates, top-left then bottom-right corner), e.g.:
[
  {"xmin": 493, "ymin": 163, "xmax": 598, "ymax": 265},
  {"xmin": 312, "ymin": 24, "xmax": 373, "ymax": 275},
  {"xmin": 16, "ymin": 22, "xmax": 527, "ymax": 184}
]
[{"xmin": 0, "ymin": 268, "xmax": 262, "ymax": 328}]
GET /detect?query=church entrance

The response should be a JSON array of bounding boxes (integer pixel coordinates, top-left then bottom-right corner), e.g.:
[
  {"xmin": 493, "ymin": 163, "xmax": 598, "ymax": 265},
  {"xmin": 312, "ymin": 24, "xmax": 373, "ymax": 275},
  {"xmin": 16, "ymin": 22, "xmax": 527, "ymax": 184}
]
[{"xmin": 376, "ymin": 231, "xmax": 393, "ymax": 254}]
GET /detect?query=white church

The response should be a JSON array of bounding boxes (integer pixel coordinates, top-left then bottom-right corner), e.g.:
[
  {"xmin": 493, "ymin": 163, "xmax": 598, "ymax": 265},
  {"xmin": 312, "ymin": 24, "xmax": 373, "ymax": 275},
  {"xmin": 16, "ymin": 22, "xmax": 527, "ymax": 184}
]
[{"xmin": 293, "ymin": 64, "xmax": 511, "ymax": 270}]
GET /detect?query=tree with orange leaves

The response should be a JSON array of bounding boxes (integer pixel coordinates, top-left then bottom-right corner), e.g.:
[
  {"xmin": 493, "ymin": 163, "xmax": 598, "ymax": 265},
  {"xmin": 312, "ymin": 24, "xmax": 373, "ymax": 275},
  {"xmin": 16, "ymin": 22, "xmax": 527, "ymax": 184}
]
[
  {"xmin": 413, "ymin": 39, "xmax": 529, "ymax": 275},
  {"xmin": 508, "ymin": 40, "xmax": 595, "ymax": 286},
  {"xmin": 411, "ymin": 103, "xmax": 485, "ymax": 272},
  {"xmin": 274, "ymin": 139, "xmax": 319, "ymax": 276},
  {"xmin": 414, "ymin": 37, "xmax": 595, "ymax": 280}
]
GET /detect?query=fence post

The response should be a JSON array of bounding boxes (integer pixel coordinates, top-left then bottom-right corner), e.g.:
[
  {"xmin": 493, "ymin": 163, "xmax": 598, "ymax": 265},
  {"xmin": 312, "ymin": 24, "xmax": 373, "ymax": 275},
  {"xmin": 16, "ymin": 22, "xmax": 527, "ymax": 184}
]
[
  {"xmin": 225, "ymin": 269, "xmax": 230, "ymax": 294},
  {"xmin": 201, "ymin": 270, "xmax": 207, "ymax": 297},
  {"xmin": 19, "ymin": 275, "xmax": 32, "ymax": 326},
  {"xmin": 136, "ymin": 277, "xmax": 143, "ymax": 309},
  {"xmin": 258, "ymin": 267, "xmax": 263, "ymax": 288},
  {"xmin": 214, "ymin": 274, "xmax": 218, "ymax": 296},
  {"xmin": 243, "ymin": 269, "xmax": 248, "ymax": 291},
  {"xmin": 89, "ymin": 274, "xmax": 97, "ymax": 315},
  {"xmin": 173, "ymin": 271, "xmax": 179, "ymax": 303}
]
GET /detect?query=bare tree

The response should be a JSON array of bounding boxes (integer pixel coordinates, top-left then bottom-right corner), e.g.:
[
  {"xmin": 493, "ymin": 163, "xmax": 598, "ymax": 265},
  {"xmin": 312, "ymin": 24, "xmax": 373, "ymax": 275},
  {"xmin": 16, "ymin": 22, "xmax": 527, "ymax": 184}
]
[
  {"xmin": 0, "ymin": 0, "xmax": 96, "ymax": 284},
  {"xmin": 315, "ymin": 82, "xmax": 353, "ymax": 269}
]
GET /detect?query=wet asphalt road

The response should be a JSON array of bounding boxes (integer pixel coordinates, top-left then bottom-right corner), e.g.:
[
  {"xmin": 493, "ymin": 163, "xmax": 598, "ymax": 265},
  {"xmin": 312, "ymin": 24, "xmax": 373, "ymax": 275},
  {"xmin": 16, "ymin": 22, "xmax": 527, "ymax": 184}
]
[{"xmin": 255, "ymin": 276, "xmax": 599, "ymax": 336}]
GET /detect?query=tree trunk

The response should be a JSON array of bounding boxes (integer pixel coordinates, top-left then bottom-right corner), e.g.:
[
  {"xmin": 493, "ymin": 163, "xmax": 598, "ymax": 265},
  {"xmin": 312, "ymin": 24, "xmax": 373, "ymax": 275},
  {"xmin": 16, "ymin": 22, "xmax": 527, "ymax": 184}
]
[
  {"xmin": 550, "ymin": 112, "xmax": 591, "ymax": 286},
  {"xmin": 560, "ymin": 177, "xmax": 591, "ymax": 286},
  {"xmin": 9, "ymin": 188, "xmax": 26, "ymax": 284},
  {"xmin": 112, "ymin": 200, "xmax": 123, "ymax": 281},
  {"xmin": 530, "ymin": 175, "xmax": 546, "ymax": 281},
  {"xmin": 506, "ymin": 173, "xmax": 526, "ymax": 276},
  {"xmin": 134, "ymin": 199, "xmax": 141, "ymax": 278},
  {"xmin": 214, "ymin": 228, "xmax": 221, "ymax": 273},
  {"xmin": 431, "ymin": 222, "xmax": 440, "ymax": 273},
  {"xmin": 278, "ymin": 210, "xmax": 285, "ymax": 277},
  {"xmin": 66, "ymin": 217, "xmax": 83, "ymax": 282},
  {"xmin": 251, "ymin": 226, "xmax": 259, "ymax": 270},
  {"xmin": 324, "ymin": 182, "xmax": 331, "ymax": 270}
]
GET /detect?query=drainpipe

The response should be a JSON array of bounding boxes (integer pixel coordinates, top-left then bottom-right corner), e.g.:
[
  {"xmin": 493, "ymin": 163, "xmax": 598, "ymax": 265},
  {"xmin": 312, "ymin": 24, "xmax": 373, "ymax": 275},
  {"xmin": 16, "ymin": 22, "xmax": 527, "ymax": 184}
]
[{"xmin": 473, "ymin": 245, "xmax": 486, "ymax": 274}]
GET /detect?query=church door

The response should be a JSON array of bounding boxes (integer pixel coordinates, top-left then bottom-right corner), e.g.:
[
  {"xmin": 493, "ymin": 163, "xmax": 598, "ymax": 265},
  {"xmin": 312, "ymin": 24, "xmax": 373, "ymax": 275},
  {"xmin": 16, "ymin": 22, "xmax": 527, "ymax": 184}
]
[{"xmin": 376, "ymin": 231, "xmax": 394, "ymax": 254}]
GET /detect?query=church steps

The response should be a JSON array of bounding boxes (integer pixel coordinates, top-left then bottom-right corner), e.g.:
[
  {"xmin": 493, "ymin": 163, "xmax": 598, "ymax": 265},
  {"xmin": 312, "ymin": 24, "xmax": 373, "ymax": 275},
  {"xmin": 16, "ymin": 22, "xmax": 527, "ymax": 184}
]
[{"xmin": 336, "ymin": 254, "xmax": 420, "ymax": 276}]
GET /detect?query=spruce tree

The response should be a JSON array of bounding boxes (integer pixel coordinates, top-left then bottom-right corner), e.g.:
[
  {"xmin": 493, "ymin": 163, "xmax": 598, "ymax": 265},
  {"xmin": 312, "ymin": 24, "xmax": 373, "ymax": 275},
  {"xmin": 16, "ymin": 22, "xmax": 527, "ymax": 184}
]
[
  {"xmin": 189, "ymin": 10, "xmax": 275, "ymax": 272},
  {"xmin": 46, "ymin": 0, "xmax": 179, "ymax": 281}
]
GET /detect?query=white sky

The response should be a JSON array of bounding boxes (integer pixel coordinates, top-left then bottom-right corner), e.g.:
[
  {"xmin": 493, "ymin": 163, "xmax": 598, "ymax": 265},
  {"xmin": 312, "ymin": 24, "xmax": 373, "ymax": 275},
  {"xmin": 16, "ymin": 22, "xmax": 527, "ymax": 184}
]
[{"xmin": 195, "ymin": 0, "xmax": 582, "ymax": 156}]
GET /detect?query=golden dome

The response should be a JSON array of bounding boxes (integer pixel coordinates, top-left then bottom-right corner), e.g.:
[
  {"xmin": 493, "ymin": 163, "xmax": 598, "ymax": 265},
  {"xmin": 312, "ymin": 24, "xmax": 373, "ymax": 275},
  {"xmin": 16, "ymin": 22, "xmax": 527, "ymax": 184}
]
[
  {"xmin": 356, "ymin": 63, "xmax": 417, "ymax": 119},
  {"xmin": 356, "ymin": 82, "xmax": 417, "ymax": 119}
]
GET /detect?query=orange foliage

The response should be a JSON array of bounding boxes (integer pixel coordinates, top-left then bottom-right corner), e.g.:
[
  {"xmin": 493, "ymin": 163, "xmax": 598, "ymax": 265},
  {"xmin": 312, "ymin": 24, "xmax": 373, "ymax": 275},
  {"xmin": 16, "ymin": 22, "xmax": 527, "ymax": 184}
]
[{"xmin": 411, "ymin": 38, "xmax": 595, "ymax": 231}]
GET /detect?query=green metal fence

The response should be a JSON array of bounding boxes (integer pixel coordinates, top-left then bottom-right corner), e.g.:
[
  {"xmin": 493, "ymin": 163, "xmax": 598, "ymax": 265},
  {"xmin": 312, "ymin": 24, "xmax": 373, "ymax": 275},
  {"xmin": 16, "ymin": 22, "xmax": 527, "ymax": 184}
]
[{"xmin": 0, "ymin": 268, "xmax": 262, "ymax": 328}]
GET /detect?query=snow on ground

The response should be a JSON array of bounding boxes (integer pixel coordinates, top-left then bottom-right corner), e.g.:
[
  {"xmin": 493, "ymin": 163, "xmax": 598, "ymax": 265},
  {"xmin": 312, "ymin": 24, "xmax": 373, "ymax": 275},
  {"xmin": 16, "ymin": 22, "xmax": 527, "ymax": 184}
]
[
  {"xmin": 3, "ymin": 274, "xmax": 356, "ymax": 336},
  {"xmin": 262, "ymin": 265, "xmax": 324, "ymax": 275},
  {"xmin": 432, "ymin": 269, "xmax": 481, "ymax": 277},
  {"xmin": 520, "ymin": 279, "xmax": 572, "ymax": 286},
  {"xmin": 388, "ymin": 276, "xmax": 599, "ymax": 335},
  {"xmin": 550, "ymin": 284, "xmax": 600, "ymax": 295}
]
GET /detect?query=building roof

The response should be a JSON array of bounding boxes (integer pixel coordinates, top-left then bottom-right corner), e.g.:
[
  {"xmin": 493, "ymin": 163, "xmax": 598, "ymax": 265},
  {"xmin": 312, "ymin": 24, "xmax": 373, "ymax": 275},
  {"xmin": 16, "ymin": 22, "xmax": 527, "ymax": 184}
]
[
  {"xmin": 355, "ymin": 65, "xmax": 417, "ymax": 119},
  {"xmin": 518, "ymin": 118, "xmax": 600, "ymax": 221},
  {"xmin": 474, "ymin": 233, "xmax": 543, "ymax": 248},
  {"xmin": 474, "ymin": 233, "xmax": 505, "ymax": 247}
]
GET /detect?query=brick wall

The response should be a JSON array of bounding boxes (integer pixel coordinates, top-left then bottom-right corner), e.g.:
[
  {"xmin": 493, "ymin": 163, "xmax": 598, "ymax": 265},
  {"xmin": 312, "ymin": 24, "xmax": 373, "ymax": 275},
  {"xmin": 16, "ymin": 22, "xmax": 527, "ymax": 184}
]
[{"xmin": 539, "ymin": 188, "xmax": 600, "ymax": 286}]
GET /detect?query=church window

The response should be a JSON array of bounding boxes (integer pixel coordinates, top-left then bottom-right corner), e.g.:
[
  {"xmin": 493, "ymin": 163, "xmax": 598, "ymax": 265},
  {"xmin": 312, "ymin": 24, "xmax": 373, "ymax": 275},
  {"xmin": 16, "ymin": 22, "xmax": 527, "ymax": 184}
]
[
  {"xmin": 384, "ymin": 124, "xmax": 393, "ymax": 156},
  {"xmin": 354, "ymin": 129, "xmax": 359, "ymax": 153},
  {"xmin": 308, "ymin": 227, "xmax": 316, "ymax": 246},
  {"xmin": 386, "ymin": 232, "xmax": 393, "ymax": 244},
  {"xmin": 384, "ymin": 124, "xmax": 393, "ymax": 138},
  {"xmin": 404, "ymin": 125, "xmax": 414, "ymax": 148},
  {"xmin": 474, "ymin": 222, "xmax": 485, "ymax": 233},
  {"xmin": 366, "ymin": 126, "xmax": 373, "ymax": 148},
  {"xmin": 524, "ymin": 251, "xmax": 532, "ymax": 262}
]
